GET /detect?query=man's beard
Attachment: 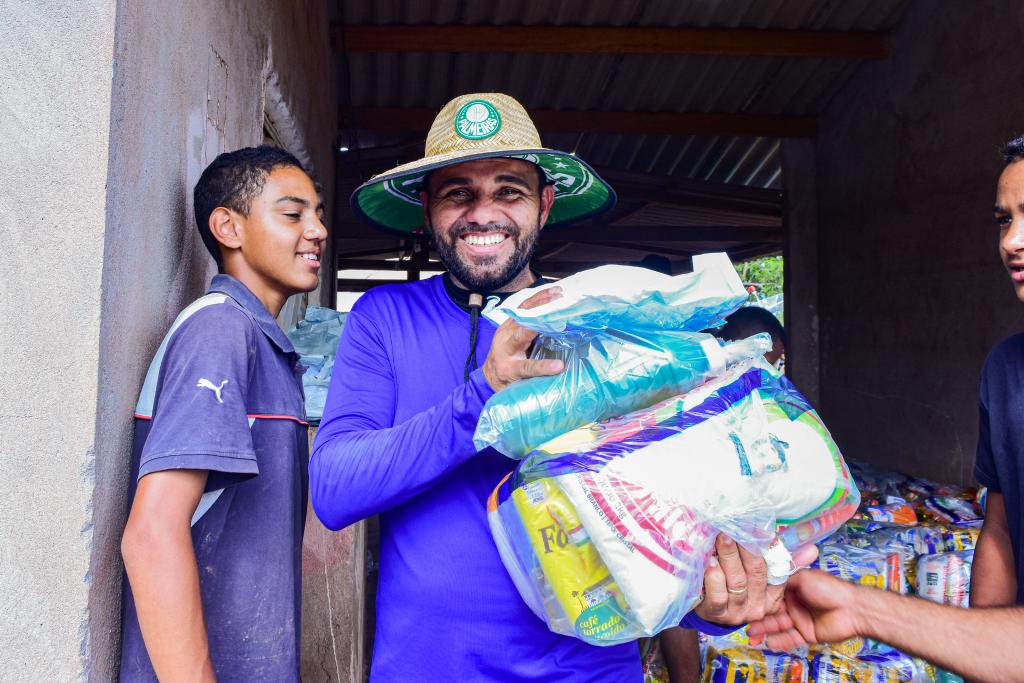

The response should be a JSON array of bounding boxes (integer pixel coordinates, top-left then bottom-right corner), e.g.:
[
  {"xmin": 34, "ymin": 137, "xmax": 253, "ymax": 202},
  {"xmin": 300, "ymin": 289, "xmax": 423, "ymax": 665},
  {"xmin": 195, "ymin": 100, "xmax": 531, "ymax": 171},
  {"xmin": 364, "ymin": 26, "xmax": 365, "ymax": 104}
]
[{"xmin": 430, "ymin": 216, "xmax": 541, "ymax": 292}]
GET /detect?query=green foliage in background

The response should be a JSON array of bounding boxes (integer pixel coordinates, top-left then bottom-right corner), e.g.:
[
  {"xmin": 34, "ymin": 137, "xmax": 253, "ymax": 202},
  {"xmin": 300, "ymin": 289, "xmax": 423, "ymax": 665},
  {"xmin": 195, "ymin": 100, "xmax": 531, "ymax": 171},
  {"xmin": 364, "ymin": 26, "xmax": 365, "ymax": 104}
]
[{"xmin": 739, "ymin": 255, "xmax": 783, "ymax": 298}]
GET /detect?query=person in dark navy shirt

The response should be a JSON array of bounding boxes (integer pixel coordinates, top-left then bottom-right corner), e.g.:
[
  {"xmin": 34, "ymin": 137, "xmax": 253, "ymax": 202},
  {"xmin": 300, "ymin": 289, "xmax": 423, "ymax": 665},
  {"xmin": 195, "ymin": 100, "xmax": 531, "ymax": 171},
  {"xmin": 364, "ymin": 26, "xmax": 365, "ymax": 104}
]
[
  {"xmin": 743, "ymin": 135, "xmax": 1024, "ymax": 683},
  {"xmin": 972, "ymin": 134, "xmax": 1024, "ymax": 610},
  {"xmin": 119, "ymin": 146, "xmax": 327, "ymax": 682}
]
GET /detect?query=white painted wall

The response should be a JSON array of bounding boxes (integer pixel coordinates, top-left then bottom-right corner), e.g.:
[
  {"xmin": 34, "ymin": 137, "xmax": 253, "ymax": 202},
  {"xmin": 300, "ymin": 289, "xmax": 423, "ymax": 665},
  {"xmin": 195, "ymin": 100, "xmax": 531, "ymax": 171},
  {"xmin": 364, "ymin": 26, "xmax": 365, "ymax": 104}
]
[{"xmin": 0, "ymin": 1, "xmax": 117, "ymax": 680}]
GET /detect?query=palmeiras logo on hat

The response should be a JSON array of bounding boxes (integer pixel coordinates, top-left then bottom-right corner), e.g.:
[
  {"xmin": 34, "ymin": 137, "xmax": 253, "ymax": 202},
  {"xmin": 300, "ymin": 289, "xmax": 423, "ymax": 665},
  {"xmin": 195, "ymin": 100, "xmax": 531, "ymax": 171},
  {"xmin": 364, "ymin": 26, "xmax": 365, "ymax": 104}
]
[
  {"xmin": 454, "ymin": 99, "xmax": 502, "ymax": 140},
  {"xmin": 350, "ymin": 92, "xmax": 617, "ymax": 235}
]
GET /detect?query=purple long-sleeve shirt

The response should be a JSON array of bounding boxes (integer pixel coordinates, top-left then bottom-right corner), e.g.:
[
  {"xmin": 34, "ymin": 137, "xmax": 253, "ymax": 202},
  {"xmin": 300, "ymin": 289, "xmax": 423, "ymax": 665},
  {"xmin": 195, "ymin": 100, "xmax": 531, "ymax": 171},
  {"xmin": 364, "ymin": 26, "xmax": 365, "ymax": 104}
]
[{"xmin": 311, "ymin": 274, "xmax": 724, "ymax": 682}]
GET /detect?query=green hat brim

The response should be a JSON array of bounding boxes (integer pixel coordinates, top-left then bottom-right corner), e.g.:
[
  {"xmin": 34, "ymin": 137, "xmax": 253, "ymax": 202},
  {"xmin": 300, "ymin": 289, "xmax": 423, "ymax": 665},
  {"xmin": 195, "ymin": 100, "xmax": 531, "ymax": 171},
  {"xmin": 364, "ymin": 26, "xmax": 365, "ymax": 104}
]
[{"xmin": 350, "ymin": 148, "xmax": 617, "ymax": 237}]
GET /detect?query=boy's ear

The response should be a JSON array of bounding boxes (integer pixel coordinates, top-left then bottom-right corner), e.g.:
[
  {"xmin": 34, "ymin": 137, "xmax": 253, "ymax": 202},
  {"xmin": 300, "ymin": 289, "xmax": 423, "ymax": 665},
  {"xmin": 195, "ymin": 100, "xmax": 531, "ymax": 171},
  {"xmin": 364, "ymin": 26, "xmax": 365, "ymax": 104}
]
[{"xmin": 209, "ymin": 207, "xmax": 242, "ymax": 249}]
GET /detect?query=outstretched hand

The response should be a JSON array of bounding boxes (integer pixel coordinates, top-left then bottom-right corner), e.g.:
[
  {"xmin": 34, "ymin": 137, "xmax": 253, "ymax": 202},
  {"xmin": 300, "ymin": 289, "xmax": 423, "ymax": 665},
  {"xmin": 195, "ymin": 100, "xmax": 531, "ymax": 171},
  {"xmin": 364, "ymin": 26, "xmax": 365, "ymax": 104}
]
[
  {"xmin": 746, "ymin": 568, "xmax": 862, "ymax": 651},
  {"xmin": 482, "ymin": 286, "xmax": 564, "ymax": 392},
  {"xmin": 695, "ymin": 535, "xmax": 818, "ymax": 626}
]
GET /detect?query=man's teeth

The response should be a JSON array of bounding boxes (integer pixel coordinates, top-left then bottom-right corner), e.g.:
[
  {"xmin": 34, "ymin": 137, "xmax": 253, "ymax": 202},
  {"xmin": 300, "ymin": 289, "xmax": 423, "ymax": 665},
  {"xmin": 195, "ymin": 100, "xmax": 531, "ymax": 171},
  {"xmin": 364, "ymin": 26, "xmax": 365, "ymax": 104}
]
[
  {"xmin": 300, "ymin": 253, "xmax": 319, "ymax": 261},
  {"xmin": 463, "ymin": 234, "xmax": 507, "ymax": 246}
]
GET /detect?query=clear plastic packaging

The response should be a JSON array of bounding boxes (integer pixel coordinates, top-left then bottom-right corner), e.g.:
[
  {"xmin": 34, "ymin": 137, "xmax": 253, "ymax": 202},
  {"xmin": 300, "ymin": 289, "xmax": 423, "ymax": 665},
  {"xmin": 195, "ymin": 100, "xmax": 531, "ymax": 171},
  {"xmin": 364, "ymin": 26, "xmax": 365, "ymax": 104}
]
[
  {"xmin": 702, "ymin": 645, "xmax": 809, "ymax": 683},
  {"xmin": 474, "ymin": 330, "xmax": 771, "ymax": 457},
  {"xmin": 915, "ymin": 550, "xmax": 973, "ymax": 607},
  {"xmin": 816, "ymin": 544, "xmax": 906, "ymax": 593},
  {"xmin": 286, "ymin": 306, "xmax": 346, "ymax": 423},
  {"xmin": 810, "ymin": 647, "xmax": 928, "ymax": 683},
  {"xmin": 486, "ymin": 253, "xmax": 749, "ymax": 335},
  {"xmin": 476, "ymin": 253, "xmax": 753, "ymax": 458},
  {"xmin": 487, "ymin": 361, "xmax": 859, "ymax": 645}
]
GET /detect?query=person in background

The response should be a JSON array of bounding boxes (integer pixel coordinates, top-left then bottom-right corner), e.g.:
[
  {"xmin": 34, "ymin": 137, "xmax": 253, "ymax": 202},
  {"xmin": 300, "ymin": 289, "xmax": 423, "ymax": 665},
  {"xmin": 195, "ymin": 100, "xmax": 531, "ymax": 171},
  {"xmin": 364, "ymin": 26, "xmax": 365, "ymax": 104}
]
[
  {"xmin": 120, "ymin": 146, "xmax": 327, "ymax": 682},
  {"xmin": 309, "ymin": 93, "xmax": 808, "ymax": 682},
  {"xmin": 719, "ymin": 305, "xmax": 787, "ymax": 368},
  {"xmin": 971, "ymin": 134, "xmax": 1024, "ymax": 614}
]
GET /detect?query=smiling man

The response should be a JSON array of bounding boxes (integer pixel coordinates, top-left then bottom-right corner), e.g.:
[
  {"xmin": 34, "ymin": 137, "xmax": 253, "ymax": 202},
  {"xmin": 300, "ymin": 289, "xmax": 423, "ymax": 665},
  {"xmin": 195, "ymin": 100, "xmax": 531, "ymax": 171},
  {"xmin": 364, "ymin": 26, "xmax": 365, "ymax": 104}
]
[{"xmin": 311, "ymin": 94, "xmax": 790, "ymax": 682}]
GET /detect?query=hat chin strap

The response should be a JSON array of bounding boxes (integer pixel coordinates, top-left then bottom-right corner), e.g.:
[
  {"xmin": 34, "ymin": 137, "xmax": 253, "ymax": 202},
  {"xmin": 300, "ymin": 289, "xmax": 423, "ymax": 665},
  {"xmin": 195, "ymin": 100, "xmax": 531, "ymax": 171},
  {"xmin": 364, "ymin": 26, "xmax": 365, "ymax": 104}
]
[{"xmin": 464, "ymin": 293, "xmax": 484, "ymax": 382}]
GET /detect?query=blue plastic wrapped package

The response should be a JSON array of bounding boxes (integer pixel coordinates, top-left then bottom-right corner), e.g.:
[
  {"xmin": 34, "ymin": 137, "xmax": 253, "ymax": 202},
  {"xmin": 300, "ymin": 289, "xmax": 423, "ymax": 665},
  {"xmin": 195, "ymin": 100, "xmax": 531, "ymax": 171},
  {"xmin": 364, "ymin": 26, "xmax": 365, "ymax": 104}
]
[
  {"xmin": 286, "ymin": 306, "xmax": 346, "ymax": 423},
  {"xmin": 475, "ymin": 253, "xmax": 752, "ymax": 458},
  {"xmin": 488, "ymin": 361, "xmax": 859, "ymax": 645},
  {"xmin": 475, "ymin": 330, "xmax": 772, "ymax": 458}
]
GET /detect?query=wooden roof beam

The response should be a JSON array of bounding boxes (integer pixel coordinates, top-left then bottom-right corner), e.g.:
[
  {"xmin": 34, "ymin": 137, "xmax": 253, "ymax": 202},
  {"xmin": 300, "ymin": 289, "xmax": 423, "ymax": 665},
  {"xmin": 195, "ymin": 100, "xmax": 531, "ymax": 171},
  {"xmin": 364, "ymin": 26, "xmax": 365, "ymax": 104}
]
[
  {"xmin": 340, "ymin": 106, "xmax": 815, "ymax": 138},
  {"xmin": 334, "ymin": 25, "xmax": 888, "ymax": 60}
]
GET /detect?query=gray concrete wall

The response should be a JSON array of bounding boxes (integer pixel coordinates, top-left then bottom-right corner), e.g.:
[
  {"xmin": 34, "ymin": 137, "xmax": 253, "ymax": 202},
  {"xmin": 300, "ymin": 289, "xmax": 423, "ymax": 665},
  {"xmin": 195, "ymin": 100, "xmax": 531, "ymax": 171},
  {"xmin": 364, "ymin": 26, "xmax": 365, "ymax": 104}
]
[
  {"xmin": 0, "ymin": 1, "xmax": 335, "ymax": 679},
  {"xmin": 88, "ymin": 1, "xmax": 336, "ymax": 678},
  {"xmin": 815, "ymin": 1, "xmax": 1024, "ymax": 484},
  {"xmin": 0, "ymin": 1, "xmax": 117, "ymax": 679},
  {"xmin": 782, "ymin": 139, "xmax": 821, "ymax": 408}
]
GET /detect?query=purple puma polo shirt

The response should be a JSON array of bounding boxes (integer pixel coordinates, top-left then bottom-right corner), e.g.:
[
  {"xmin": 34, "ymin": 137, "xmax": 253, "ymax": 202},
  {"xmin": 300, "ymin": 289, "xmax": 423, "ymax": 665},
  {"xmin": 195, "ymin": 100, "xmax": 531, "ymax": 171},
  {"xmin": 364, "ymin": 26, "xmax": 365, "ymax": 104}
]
[{"xmin": 119, "ymin": 274, "xmax": 308, "ymax": 683}]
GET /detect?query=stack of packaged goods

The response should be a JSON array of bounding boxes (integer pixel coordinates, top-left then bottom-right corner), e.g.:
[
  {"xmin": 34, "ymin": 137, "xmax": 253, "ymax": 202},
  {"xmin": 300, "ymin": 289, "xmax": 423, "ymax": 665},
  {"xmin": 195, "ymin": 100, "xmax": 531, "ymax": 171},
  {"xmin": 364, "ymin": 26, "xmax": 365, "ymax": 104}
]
[
  {"xmin": 690, "ymin": 461, "xmax": 984, "ymax": 682},
  {"xmin": 478, "ymin": 254, "xmax": 861, "ymax": 649},
  {"xmin": 286, "ymin": 306, "xmax": 346, "ymax": 423}
]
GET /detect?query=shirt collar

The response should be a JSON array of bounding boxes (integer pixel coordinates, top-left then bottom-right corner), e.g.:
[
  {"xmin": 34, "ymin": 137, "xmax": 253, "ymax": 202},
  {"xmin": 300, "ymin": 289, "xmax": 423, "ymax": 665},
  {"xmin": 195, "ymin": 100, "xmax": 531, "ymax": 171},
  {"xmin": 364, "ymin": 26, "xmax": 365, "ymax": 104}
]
[
  {"xmin": 208, "ymin": 274, "xmax": 296, "ymax": 355},
  {"xmin": 441, "ymin": 271, "xmax": 549, "ymax": 313}
]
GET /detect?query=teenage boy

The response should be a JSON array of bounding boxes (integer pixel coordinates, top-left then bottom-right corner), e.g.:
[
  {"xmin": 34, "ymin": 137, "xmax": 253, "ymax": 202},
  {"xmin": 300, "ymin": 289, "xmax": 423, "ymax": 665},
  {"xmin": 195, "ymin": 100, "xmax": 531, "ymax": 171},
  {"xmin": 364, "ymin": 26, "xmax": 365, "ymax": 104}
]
[
  {"xmin": 119, "ymin": 145, "xmax": 327, "ymax": 682},
  {"xmin": 972, "ymin": 133, "xmax": 1024, "ymax": 609}
]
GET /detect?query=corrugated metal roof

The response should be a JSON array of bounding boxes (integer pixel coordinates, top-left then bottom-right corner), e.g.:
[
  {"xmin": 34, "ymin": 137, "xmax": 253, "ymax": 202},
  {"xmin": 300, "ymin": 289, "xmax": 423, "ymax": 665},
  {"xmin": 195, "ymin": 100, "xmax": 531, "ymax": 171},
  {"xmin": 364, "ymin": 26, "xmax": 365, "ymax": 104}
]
[{"xmin": 336, "ymin": 0, "xmax": 910, "ymax": 191}]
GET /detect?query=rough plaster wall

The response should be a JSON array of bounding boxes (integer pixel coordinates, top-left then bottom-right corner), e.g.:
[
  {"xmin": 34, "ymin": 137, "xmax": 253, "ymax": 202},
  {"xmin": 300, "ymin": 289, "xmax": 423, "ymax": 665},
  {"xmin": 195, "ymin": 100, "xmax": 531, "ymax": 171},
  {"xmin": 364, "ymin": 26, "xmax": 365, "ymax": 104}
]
[
  {"xmin": 0, "ymin": 1, "xmax": 117, "ymax": 679},
  {"xmin": 816, "ymin": 1, "xmax": 1024, "ymax": 484},
  {"xmin": 87, "ymin": 1, "xmax": 335, "ymax": 679},
  {"xmin": 782, "ymin": 139, "xmax": 821, "ymax": 408}
]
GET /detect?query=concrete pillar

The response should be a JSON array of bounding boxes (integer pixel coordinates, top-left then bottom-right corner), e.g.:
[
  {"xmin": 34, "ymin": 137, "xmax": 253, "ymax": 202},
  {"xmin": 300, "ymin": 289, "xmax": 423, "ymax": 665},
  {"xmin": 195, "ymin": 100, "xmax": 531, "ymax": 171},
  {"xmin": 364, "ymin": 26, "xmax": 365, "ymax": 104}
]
[
  {"xmin": 0, "ymin": 1, "xmax": 117, "ymax": 679},
  {"xmin": 781, "ymin": 139, "xmax": 821, "ymax": 407}
]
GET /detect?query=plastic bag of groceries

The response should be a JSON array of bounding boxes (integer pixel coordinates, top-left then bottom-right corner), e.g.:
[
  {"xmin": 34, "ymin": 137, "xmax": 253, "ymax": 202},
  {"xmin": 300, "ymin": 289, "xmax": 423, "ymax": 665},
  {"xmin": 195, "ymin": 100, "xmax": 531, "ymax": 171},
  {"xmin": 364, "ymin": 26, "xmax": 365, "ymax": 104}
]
[
  {"xmin": 702, "ymin": 644, "xmax": 809, "ymax": 683},
  {"xmin": 487, "ymin": 360, "xmax": 859, "ymax": 645},
  {"xmin": 915, "ymin": 550, "xmax": 973, "ymax": 607},
  {"xmin": 475, "ymin": 254, "xmax": 751, "ymax": 458}
]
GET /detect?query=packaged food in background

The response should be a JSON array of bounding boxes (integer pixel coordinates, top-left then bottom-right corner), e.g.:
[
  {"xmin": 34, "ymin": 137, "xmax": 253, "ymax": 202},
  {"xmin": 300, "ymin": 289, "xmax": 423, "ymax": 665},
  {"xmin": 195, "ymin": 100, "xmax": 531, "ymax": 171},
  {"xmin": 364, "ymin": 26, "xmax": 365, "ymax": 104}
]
[
  {"xmin": 976, "ymin": 486, "xmax": 988, "ymax": 513},
  {"xmin": 919, "ymin": 496, "xmax": 983, "ymax": 528},
  {"xmin": 903, "ymin": 477, "xmax": 968, "ymax": 500},
  {"xmin": 488, "ymin": 361, "xmax": 859, "ymax": 645},
  {"xmin": 810, "ymin": 647, "xmax": 924, "ymax": 682},
  {"xmin": 915, "ymin": 551, "xmax": 973, "ymax": 607},
  {"xmin": 841, "ymin": 527, "xmax": 918, "ymax": 592},
  {"xmin": 854, "ymin": 497, "xmax": 918, "ymax": 527},
  {"xmin": 640, "ymin": 636, "xmax": 671, "ymax": 683},
  {"xmin": 816, "ymin": 544, "xmax": 905, "ymax": 593},
  {"xmin": 941, "ymin": 527, "xmax": 979, "ymax": 553},
  {"xmin": 847, "ymin": 462, "xmax": 907, "ymax": 500},
  {"xmin": 702, "ymin": 646, "xmax": 808, "ymax": 683}
]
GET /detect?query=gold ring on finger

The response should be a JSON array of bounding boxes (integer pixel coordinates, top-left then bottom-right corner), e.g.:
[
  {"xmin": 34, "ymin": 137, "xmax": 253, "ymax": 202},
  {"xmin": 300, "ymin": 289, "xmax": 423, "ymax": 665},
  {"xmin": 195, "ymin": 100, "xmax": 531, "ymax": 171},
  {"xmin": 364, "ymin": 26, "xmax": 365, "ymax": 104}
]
[{"xmin": 726, "ymin": 586, "xmax": 748, "ymax": 595}]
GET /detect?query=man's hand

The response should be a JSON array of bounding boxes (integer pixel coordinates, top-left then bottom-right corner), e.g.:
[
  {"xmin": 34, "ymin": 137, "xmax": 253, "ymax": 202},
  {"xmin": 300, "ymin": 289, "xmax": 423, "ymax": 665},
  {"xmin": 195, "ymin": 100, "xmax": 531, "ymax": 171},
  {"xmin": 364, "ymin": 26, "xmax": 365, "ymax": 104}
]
[
  {"xmin": 482, "ymin": 287, "xmax": 564, "ymax": 392},
  {"xmin": 746, "ymin": 569, "xmax": 861, "ymax": 651},
  {"xmin": 695, "ymin": 535, "xmax": 818, "ymax": 627}
]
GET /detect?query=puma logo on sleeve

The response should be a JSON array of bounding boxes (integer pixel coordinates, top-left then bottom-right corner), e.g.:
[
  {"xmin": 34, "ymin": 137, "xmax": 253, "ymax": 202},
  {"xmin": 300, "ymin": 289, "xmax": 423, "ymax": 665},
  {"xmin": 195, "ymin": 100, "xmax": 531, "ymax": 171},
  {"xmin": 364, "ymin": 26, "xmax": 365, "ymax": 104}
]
[{"xmin": 197, "ymin": 378, "xmax": 229, "ymax": 403}]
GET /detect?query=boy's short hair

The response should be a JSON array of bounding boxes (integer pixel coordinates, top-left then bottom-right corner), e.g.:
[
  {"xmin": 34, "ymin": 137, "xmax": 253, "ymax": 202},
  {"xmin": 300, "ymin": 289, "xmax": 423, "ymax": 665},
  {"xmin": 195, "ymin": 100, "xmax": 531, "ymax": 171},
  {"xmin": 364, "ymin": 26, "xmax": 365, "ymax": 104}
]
[
  {"xmin": 1002, "ymin": 135, "xmax": 1024, "ymax": 165},
  {"xmin": 193, "ymin": 145, "xmax": 308, "ymax": 268}
]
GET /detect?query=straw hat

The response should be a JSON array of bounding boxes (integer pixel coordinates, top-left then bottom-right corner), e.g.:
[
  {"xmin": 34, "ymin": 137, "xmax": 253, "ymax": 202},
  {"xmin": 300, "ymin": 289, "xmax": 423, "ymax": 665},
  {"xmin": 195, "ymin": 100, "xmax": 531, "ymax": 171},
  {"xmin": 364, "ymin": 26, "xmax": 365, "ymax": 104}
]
[{"xmin": 350, "ymin": 93, "xmax": 616, "ymax": 235}]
